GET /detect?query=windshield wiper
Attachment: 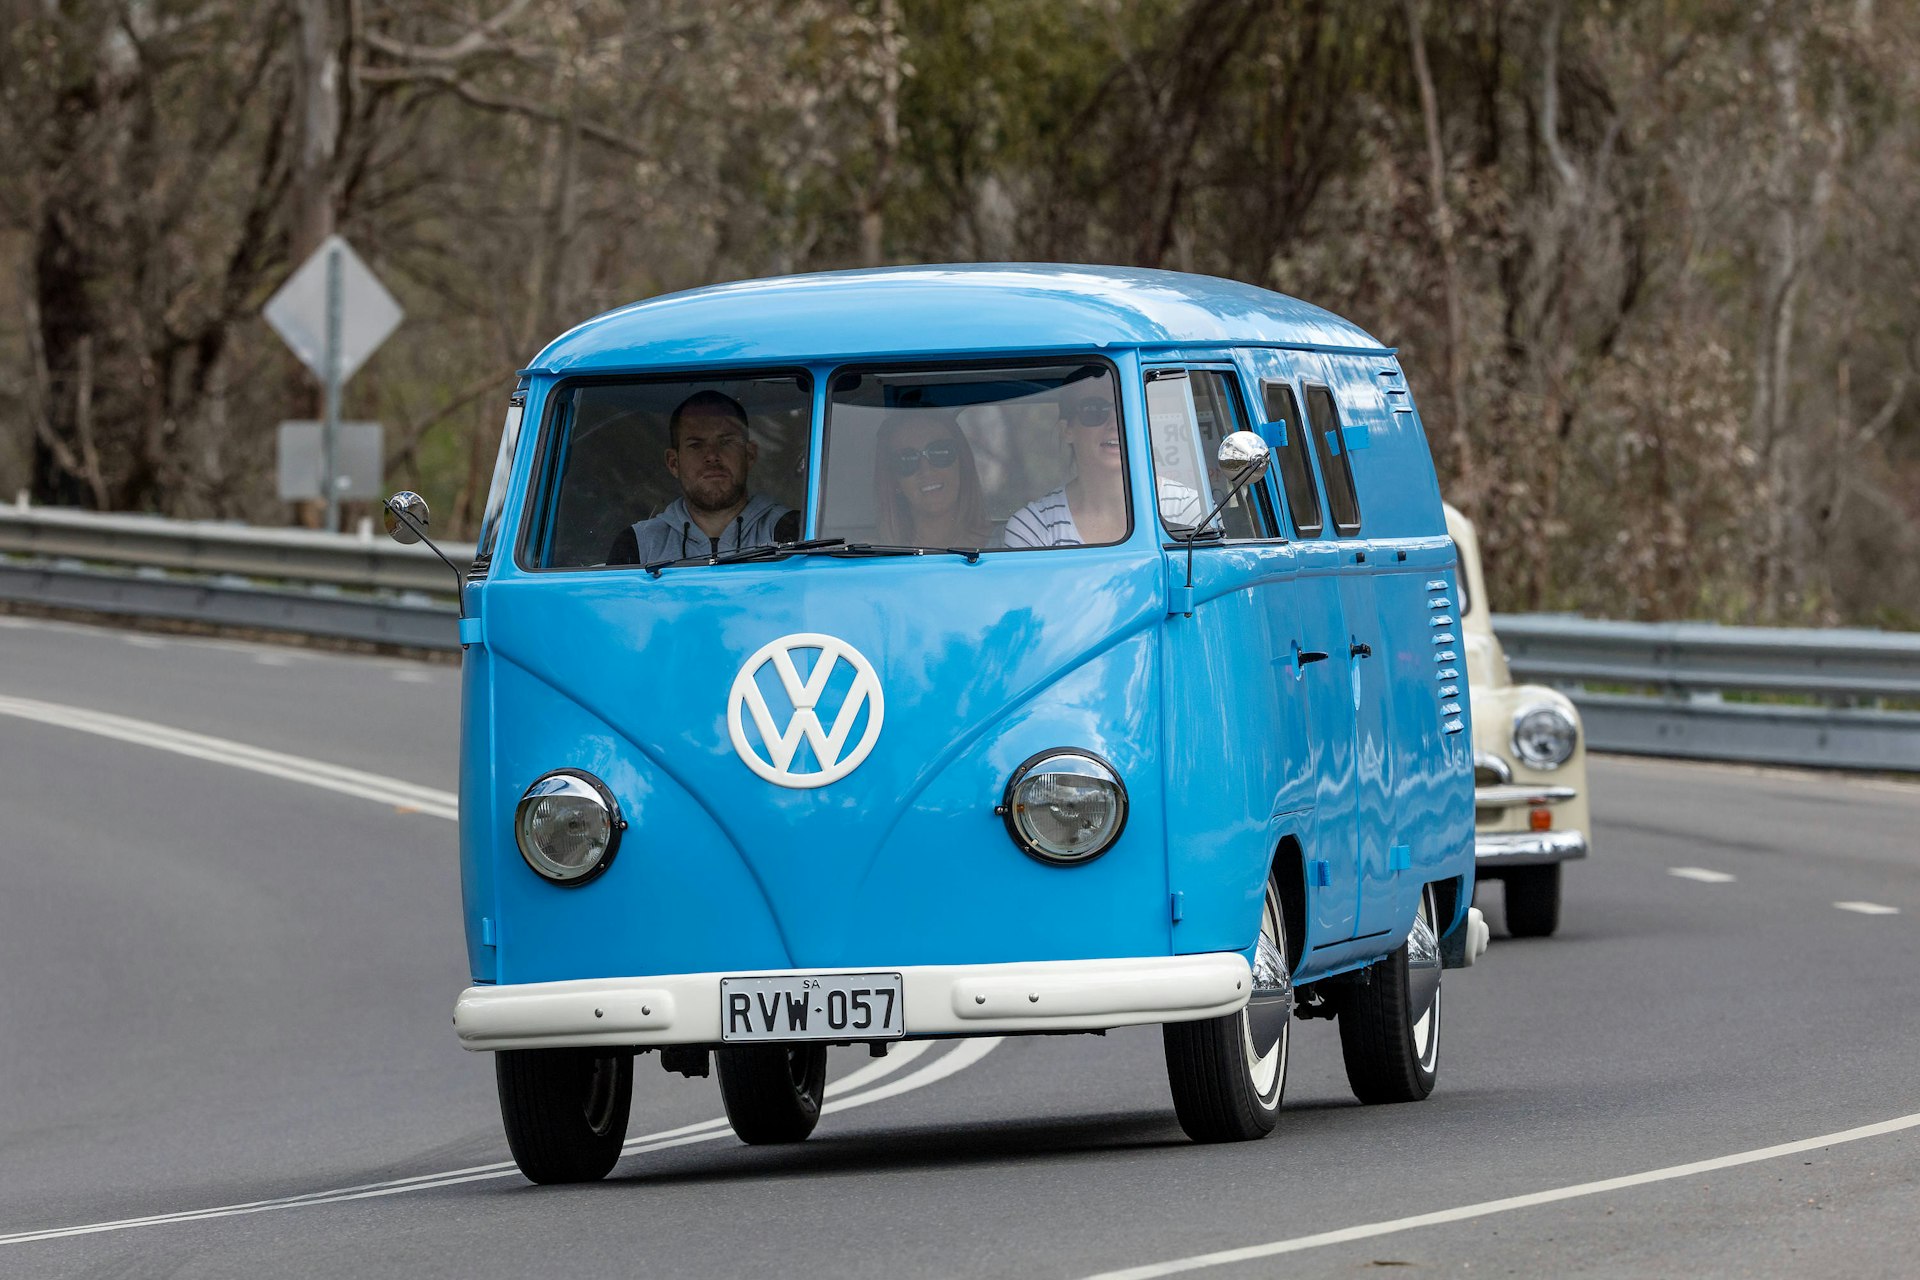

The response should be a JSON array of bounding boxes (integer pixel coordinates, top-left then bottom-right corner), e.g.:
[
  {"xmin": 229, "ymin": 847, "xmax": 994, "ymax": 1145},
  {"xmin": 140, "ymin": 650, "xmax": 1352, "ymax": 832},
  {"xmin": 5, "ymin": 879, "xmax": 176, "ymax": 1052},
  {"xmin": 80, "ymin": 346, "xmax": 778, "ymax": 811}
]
[
  {"xmin": 645, "ymin": 537, "xmax": 984, "ymax": 576},
  {"xmin": 831, "ymin": 543, "xmax": 983, "ymax": 564},
  {"xmin": 1163, "ymin": 523, "xmax": 1225, "ymax": 542},
  {"xmin": 711, "ymin": 536, "xmax": 846, "ymax": 565},
  {"xmin": 644, "ymin": 536, "xmax": 847, "ymax": 576}
]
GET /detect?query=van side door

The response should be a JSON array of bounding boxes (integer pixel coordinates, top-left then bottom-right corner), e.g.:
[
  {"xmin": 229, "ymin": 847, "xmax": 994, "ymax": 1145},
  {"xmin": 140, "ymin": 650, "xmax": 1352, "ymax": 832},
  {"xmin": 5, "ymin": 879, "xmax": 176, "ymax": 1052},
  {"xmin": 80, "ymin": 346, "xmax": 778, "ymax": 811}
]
[
  {"xmin": 1244, "ymin": 357, "xmax": 1362, "ymax": 953},
  {"xmin": 1145, "ymin": 365, "xmax": 1311, "ymax": 957},
  {"xmin": 1323, "ymin": 353, "xmax": 1473, "ymax": 939},
  {"xmin": 1296, "ymin": 355, "xmax": 1398, "ymax": 942}
]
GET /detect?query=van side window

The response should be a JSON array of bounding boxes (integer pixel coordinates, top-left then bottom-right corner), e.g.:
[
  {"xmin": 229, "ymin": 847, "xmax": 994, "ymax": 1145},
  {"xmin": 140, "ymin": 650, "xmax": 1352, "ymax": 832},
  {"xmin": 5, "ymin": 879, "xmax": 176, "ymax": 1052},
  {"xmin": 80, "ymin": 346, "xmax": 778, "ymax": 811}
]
[
  {"xmin": 1303, "ymin": 384, "xmax": 1362, "ymax": 535},
  {"xmin": 1144, "ymin": 370, "xmax": 1272, "ymax": 539},
  {"xmin": 1259, "ymin": 381, "xmax": 1323, "ymax": 538}
]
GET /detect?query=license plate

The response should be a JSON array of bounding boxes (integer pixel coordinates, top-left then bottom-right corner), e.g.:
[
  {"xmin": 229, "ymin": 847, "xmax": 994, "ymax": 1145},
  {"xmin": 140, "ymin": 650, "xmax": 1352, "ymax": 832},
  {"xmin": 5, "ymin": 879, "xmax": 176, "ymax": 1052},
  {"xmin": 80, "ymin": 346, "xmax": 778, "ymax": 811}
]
[{"xmin": 720, "ymin": 973, "xmax": 905, "ymax": 1042}]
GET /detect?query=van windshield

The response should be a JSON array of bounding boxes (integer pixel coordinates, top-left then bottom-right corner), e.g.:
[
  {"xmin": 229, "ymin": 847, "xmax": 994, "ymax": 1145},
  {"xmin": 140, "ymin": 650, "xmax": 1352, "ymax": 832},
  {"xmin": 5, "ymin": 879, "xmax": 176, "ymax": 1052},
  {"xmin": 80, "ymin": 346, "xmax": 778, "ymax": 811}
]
[
  {"xmin": 524, "ymin": 373, "xmax": 812, "ymax": 569},
  {"xmin": 820, "ymin": 361, "xmax": 1129, "ymax": 551}
]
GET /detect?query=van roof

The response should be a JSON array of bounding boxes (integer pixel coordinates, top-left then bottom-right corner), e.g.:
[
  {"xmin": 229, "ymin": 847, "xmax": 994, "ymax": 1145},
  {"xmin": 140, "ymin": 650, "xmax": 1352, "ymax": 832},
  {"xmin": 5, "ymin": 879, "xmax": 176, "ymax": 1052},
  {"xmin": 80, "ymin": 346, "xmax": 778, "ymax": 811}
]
[{"xmin": 528, "ymin": 264, "xmax": 1390, "ymax": 373}]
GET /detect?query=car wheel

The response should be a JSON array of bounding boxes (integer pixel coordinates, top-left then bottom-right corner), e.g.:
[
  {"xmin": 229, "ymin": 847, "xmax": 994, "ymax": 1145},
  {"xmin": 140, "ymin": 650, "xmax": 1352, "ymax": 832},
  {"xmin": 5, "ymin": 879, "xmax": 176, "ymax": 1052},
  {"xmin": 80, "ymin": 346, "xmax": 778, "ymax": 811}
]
[
  {"xmin": 496, "ymin": 1048, "xmax": 634, "ymax": 1184},
  {"xmin": 1337, "ymin": 884, "xmax": 1442, "ymax": 1104},
  {"xmin": 716, "ymin": 1044, "xmax": 829, "ymax": 1144},
  {"xmin": 1503, "ymin": 863, "xmax": 1562, "ymax": 937},
  {"xmin": 1162, "ymin": 872, "xmax": 1290, "ymax": 1143}
]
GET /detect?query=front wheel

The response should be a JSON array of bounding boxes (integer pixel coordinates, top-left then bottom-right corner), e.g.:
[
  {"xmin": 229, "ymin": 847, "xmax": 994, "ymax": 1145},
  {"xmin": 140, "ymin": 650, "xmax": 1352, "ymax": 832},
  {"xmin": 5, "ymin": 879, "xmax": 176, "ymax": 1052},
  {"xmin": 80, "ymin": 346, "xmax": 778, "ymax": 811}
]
[
  {"xmin": 1337, "ymin": 885, "xmax": 1442, "ymax": 1104},
  {"xmin": 1162, "ymin": 873, "xmax": 1291, "ymax": 1143},
  {"xmin": 496, "ymin": 1048, "xmax": 634, "ymax": 1184},
  {"xmin": 716, "ymin": 1044, "xmax": 828, "ymax": 1144},
  {"xmin": 1503, "ymin": 863, "xmax": 1562, "ymax": 937}
]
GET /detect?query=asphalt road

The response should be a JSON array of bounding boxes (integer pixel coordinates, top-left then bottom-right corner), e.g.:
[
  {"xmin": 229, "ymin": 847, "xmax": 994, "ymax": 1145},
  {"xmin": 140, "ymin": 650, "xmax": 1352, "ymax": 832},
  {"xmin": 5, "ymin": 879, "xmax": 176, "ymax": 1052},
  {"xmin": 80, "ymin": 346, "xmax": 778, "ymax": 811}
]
[{"xmin": 1, "ymin": 615, "xmax": 1915, "ymax": 1279}]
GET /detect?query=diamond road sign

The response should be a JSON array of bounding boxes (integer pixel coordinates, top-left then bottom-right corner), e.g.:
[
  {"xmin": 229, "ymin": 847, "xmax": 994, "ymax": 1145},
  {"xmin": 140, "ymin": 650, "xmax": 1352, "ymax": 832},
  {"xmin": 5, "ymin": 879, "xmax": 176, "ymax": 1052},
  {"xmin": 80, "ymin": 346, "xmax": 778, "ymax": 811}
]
[{"xmin": 264, "ymin": 235, "xmax": 403, "ymax": 384}]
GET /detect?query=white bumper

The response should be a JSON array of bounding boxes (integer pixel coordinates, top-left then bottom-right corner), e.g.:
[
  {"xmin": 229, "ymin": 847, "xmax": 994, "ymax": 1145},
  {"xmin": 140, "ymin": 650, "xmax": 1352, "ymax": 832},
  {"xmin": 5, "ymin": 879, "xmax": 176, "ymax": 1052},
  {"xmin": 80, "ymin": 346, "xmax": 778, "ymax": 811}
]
[{"xmin": 453, "ymin": 952, "xmax": 1254, "ymax": 1052}]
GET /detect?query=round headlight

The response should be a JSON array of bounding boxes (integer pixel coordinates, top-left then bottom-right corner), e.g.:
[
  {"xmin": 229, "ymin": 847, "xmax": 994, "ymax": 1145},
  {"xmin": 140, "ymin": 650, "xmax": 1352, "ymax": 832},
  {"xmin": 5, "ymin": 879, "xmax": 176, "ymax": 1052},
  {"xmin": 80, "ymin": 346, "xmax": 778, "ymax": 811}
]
[
  {"xmin": 514, "ymin": 770, "xmax": 625, "ymax": 885},
  {"xmin": 1512, "ymin": 705, "xmax": 1578, "ymax": 770},
  {"xmin": 1000, "ymin": 750, "xmax": 1128, "ymax": 865}
]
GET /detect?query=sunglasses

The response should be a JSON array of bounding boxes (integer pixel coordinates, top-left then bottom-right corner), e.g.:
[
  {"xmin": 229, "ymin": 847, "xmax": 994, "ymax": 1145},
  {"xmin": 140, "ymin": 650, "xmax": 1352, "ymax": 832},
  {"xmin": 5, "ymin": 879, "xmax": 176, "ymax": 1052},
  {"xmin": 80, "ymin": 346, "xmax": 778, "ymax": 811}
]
[
  {"xmin": 1063, "ymin": 400, "xmax": 1116, "ymax": 428},
  {"xmin": 892, "ymin": 442, "xmax": 959, "ymax": 476}
]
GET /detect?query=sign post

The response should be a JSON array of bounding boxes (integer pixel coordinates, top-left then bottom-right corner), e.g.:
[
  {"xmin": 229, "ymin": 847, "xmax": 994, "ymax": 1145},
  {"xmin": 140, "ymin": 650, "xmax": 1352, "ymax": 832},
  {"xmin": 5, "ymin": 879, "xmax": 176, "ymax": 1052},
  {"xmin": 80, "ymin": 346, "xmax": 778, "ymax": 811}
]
[{"xmin": 265, "ymin": 235, "xmax": 403, "ymax": 530}]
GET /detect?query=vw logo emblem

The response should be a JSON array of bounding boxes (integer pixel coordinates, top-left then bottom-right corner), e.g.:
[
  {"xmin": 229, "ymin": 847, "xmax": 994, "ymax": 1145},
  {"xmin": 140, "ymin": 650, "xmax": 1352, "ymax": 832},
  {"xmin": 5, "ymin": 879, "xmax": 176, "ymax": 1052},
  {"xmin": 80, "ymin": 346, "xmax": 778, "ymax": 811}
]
[{"xmin": 727, "ymin": 633, "xmax": 884, "ymax": 789}]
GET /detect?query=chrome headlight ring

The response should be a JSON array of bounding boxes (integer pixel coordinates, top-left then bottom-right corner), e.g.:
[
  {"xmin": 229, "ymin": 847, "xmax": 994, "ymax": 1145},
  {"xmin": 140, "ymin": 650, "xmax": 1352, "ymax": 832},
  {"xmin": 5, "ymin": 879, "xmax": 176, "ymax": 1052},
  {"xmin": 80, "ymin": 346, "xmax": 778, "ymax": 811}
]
[
  {"xmin": 998, "ymin": 748, "xmax": 1129, "ymax": 866},
  {"xmin": 514, "ymin": 769, "xmax": 627, "ymax": 886},
  {"xmin": 1512, "ymin": 704, "xmax": 1578, "ymax": 771}
]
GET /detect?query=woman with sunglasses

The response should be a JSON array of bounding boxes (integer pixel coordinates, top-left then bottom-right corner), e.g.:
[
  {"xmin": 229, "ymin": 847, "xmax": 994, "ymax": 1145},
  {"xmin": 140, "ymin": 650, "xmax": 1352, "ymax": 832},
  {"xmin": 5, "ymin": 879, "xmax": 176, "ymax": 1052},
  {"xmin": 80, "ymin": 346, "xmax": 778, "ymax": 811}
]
[
  {"xmin": 1001, "ymin": 372, "xmax": 1129, "ymax": 548},
  {"xmin": 873, "ymin": 409, "xmax": 991, "ymax": 549}
]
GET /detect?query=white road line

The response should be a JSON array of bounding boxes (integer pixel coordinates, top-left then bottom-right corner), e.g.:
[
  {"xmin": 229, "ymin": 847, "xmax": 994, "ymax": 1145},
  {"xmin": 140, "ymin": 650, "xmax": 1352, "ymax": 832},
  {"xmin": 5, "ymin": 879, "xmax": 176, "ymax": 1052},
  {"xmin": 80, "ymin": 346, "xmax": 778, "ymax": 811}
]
[
  {"xmin": 1668, "ymin": 866, "xmax": 1735, "ymax": 883},
  {"xmin": 1079, "ymin": 1111, "xmax": 1920, "ymax": 1280},
  {"xmin": 823, "ymin": 1034, "xmax": 998, "ymax": 1114},
  {"xmin": 0, "ymin": 695, "xmax": 457, "ymax": 821},
  {"xmin": 0, "ymin": 1037, "xmax": 998, "ymax": 1248},
  {"xmin": 1833, "ymin": 901, "xmax": 1900, "ymax": 916}
]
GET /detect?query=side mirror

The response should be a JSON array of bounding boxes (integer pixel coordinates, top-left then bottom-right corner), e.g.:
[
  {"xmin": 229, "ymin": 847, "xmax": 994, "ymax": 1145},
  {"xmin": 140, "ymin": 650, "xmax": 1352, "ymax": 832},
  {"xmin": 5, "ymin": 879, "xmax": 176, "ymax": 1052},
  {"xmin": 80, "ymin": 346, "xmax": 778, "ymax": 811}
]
[
  {"xmin": 382, "ymin": 489, "xmax": 470, "ymax": 623},
  {"xmin": 384, "ymin": 490, "xmax": 430, "ymax": 545},
  {"xmin": 1176, "ymin": 431, "xmax": 1277, "ymax": 618},
  {"xmin": 1216, "ymin": 431, "xmax": 1271, "ymax": 483}
]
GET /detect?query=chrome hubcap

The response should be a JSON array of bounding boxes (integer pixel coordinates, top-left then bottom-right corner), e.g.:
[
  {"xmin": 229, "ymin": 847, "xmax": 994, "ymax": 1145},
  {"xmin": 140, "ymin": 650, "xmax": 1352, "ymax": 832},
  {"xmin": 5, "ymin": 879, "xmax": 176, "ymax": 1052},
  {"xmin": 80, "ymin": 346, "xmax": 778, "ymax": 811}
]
[
  {"xmin": 1406, "ymin": 891, "xmax": 1442, "ymax": 1072},
  {"xmin": 1241, "ymin": 885, "xmax": 1291, "ymax": 1102}
]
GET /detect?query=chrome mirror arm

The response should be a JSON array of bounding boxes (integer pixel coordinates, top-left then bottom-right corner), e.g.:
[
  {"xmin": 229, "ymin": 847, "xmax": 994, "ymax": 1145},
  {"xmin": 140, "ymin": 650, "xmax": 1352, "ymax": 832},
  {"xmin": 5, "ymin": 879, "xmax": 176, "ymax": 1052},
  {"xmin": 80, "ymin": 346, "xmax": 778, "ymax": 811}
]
[
  {"xmin": 1178, "ymin": 431, "xmax": 1273, "ymax": 615},
  {"xmin": 382, "ymin": 491, "xmax": 468, "ymax": 619},
  {"xmin": 1181, "ymin": 469, "xmax": 1262, "ymax": 609}
]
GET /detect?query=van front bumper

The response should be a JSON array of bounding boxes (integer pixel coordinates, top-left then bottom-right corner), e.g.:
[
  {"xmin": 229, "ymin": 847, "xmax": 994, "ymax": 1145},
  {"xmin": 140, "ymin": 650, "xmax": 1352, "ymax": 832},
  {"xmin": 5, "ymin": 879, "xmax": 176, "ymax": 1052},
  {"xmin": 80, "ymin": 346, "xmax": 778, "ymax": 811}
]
[{"xmin": 453, "ymin": 952, "xmax": 1253, "ymax": 1051}]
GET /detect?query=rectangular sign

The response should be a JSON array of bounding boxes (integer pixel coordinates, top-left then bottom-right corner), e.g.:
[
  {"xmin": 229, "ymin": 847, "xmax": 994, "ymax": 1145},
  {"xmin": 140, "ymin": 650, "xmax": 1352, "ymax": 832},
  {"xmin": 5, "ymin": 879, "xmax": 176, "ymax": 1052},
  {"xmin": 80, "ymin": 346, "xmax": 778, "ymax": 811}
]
[
  {"xmin": 276, "ymin": 421, "xmax": 384, "ymax": 501},
  {"xmin": 720, "ymin": 972, "xmax": 905, "ymax": 1042}
]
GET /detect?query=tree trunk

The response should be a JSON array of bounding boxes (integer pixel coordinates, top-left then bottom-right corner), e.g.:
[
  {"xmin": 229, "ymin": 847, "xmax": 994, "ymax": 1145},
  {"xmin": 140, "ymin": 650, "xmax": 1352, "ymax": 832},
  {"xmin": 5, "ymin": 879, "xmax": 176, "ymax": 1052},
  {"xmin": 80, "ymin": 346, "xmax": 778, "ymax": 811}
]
[
  {"xmin": 859, "ymin": 0, "xmax": 903, "ymax": 266},
  {"xmin": 1403, "ymin": 0, "xmax": 1476, "ymax": 505},
  {"xmin": 290, "ymin": 0, "xmax": 340, "ymax": 262}
]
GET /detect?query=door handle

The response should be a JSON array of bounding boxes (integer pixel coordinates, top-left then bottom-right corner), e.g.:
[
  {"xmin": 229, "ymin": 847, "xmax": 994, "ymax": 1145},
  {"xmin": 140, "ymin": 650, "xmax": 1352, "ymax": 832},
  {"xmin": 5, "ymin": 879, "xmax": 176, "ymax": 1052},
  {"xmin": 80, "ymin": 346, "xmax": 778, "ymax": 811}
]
[
  {"xmin": 1350, "ymin": 642, "xmax": 1373, "ymax": 659},
  {"xmin": 1297, "ymin": 649, "xmax": 1330, "ymax": 665}
]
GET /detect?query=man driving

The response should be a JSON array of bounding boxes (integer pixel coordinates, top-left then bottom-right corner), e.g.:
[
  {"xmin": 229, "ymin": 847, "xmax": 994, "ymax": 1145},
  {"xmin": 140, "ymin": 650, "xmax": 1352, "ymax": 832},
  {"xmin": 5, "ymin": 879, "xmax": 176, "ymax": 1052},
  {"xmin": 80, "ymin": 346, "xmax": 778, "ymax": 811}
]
[{"xmin": 609, "ymin": 390, "xmax": 799, "ymax": 565}]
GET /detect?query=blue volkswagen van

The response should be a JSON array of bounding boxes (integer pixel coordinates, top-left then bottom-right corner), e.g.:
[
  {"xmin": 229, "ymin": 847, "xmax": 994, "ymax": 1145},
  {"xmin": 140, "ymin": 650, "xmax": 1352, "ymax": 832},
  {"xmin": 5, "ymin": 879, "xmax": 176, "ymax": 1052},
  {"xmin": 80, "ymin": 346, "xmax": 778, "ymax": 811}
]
[{"xmin": 390, "ymin": 266, "xmax": 1488, "ymax": 1184}]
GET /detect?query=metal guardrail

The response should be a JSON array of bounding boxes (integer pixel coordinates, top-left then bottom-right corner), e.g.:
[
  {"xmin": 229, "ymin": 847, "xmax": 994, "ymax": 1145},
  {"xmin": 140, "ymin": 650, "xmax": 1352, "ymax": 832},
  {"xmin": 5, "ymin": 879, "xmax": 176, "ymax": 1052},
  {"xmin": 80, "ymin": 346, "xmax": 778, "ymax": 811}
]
[
  {"xmin": 0, "ymin": 503, "xmax": 468, "ymax": 650},
  {"xmin": 0, "ymin": 504, "xmax": 468, "ymax": 594},
  {"xmin": 4, "ymin": 504, "xmax": 1918, "ymax": 771},
  {"xmin": 1498, "ymin": 614, "xmax": 1920, "ymax": 773}
]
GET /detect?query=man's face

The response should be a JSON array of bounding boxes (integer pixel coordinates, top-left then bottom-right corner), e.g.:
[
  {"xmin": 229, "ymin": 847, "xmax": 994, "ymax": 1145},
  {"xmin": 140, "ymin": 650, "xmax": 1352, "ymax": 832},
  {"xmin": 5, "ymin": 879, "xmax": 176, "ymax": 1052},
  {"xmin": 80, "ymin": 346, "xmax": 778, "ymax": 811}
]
[{"xmin": 667, "ymin": 408, "xmax": 756, "ymax": 514}]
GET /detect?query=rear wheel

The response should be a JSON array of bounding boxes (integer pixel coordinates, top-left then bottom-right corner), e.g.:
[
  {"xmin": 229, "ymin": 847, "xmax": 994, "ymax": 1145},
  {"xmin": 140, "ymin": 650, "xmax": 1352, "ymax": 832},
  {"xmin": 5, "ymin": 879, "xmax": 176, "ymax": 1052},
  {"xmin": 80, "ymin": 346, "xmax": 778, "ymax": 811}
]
[
  {"xmin": 716, "ymin": 1044, "xmax": 828, "ymax": 1144},
  {"xmin": 1337, "ymin": 885, "xmax": 1442, "ymax": 1104},
  {"xmin": 1503, "ymin": 864, "xmax": 1562, "ymax": 937},
  {"xmin": 1163, "ymin": 873, "xmax": 1290, "ymax": 1143},
  {"xmin": 496, "ymin": 1048, "xmax": 633, "ymax": 1184}
]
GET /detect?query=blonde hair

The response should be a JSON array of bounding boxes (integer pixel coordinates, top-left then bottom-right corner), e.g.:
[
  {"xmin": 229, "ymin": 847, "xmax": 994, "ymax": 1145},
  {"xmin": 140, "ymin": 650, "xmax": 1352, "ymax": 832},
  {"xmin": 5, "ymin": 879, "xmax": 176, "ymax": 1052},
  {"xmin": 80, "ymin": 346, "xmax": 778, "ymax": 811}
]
[{"xmin": 873, "ymin": 409, "xmax": 990, "ymax": 546}]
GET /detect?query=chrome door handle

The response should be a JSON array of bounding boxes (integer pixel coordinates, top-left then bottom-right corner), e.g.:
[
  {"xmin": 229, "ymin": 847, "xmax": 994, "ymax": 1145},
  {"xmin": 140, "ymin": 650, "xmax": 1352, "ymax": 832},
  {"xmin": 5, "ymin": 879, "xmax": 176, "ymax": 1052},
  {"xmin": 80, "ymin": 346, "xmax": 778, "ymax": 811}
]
[{"xmin": 1350, "ymin": 642, "xmax": 1373, "ymax": 658}]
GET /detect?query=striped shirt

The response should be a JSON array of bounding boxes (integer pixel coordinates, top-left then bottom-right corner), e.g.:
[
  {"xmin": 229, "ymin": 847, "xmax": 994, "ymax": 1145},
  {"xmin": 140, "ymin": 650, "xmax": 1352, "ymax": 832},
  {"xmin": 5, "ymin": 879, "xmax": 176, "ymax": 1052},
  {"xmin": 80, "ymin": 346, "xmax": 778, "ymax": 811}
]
[
  {"xmin": 999, "ymin": 481, "xmax": 1206, "ymax": 549},
  {"xmin": 1000, "ymin": 488, "xmax": 1079, "ymax": 548}
]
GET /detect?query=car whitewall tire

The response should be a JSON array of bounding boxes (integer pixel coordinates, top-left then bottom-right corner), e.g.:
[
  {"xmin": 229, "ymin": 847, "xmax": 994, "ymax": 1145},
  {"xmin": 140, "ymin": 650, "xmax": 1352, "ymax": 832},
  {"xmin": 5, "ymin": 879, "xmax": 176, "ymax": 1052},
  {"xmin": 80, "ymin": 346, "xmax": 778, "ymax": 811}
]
[
  {"xmin": 1162, "ymin": 872, "xmax": 1290, "ymax": 1143},
  {"xmin": 1337, "ymin": 884, "xmax": 1442, "ymax": 1104}
]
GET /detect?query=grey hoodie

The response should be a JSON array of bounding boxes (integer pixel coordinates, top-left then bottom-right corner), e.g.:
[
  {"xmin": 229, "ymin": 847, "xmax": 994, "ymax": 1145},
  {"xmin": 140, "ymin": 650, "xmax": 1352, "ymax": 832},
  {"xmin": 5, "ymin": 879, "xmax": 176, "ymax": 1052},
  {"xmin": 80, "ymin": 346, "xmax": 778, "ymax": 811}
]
[{"xmin": 609, "ymin": 493, "xmax": 798, "ymax": 566}]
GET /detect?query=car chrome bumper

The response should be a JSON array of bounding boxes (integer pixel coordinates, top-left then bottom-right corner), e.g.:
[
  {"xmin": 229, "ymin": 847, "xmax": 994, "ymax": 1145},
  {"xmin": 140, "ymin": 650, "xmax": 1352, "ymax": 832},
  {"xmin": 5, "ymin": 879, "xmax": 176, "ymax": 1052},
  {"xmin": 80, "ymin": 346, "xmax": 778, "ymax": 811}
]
[
  {"xmin": 453, "ymin": 952, "xmax": 1254, "ymax": 1051},
  {"xmin": 1475, "ymin": 783, "xmax": 1578, "ymax": 810},
  {"xmin": 1476, "ymin": 829, "xmax": 1589, "ymax": 867}
]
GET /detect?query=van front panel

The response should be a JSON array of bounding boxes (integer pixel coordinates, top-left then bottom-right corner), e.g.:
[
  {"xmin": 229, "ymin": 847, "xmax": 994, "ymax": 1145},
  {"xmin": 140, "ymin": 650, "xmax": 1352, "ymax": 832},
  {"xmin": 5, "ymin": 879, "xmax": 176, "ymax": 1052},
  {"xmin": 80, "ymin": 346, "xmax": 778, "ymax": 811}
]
[{"xmin": 475, "ymin": 551, "xmax": 1172, "ymax": 983}]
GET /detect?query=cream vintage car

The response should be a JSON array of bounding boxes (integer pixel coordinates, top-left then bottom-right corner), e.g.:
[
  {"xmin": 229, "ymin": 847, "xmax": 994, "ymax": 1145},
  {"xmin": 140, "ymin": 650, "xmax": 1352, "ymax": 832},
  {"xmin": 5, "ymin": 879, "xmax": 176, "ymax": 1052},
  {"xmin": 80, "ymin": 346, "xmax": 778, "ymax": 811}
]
[{"xmin": 1445, "ymin": 505, "xmax": 1589, "ymax": 937}]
